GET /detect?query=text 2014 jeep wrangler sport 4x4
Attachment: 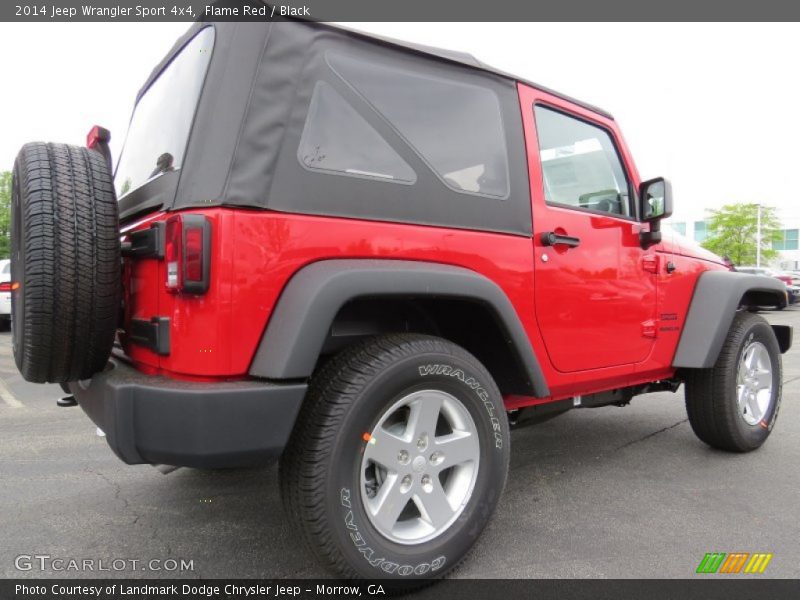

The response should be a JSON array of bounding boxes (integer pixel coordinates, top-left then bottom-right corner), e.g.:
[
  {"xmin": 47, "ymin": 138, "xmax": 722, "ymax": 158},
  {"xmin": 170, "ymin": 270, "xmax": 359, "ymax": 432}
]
[{"xmin": 10, "ymin": 20, "xmax": 793, "ymax": 580}]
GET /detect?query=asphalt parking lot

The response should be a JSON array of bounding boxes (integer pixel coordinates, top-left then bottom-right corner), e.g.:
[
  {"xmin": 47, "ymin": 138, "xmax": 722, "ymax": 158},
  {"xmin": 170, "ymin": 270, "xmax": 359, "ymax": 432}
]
[{"xmin": 1, "ymin": 308, "xmax": 798, "ymax": 580}]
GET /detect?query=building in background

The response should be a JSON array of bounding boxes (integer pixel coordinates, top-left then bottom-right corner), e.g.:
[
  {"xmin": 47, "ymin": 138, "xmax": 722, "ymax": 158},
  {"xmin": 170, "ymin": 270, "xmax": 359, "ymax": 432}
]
[{"xmin": 668, "ymin": 206, "xmax": 800, "ymax": 272}]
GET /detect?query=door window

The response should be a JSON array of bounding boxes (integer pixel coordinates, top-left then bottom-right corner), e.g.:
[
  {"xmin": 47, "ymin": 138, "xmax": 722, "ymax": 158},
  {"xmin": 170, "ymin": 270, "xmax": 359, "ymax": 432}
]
[{"xmin": 534, "ymin": 106, "xmax": 632, "ymax": 217}]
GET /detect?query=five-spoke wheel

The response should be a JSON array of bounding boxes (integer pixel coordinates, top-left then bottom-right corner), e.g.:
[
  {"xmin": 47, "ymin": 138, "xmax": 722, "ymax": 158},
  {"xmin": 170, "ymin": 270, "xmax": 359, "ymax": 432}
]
[
  {"xmin": 360, "ymin": 389, "xmax": 480, "ymax": 544},
  {"xmin": 686, "ymin": 311, "xmax": 782, "ymax": 452},
  {"xmin": 280, "ymin": 334, "xmax": 509, "ymax": 580},
  {"xmin": 736, "ymin": 341, "xmax": 773, "ymax": 426}
]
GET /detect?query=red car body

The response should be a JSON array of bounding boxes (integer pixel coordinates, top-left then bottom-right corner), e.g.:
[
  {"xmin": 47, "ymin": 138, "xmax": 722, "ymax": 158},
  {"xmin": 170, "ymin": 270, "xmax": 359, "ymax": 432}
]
[
  {"xmin": 10, "ymin": 21, "xmax": 793, "ymax": 581},
  {"xmin": 117, "ymin": 81, "xmax": 726, "ymax": 410}
]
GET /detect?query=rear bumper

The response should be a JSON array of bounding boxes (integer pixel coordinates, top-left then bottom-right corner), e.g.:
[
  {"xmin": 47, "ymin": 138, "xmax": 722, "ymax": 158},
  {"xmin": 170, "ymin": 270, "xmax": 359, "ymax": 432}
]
[{"xmin": 69, "ymin": 359, "xmax": 307, "ymax": 468}]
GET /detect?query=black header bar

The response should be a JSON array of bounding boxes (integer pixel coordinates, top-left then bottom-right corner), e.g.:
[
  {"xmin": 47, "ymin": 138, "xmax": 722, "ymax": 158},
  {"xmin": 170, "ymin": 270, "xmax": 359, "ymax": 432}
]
[
  {"xmin": 3, "ymin": 0, "xmax": 800, "ymax": 22},
  {"xmin": 3, "ymin": 579, "xmax": 800, "ymax": 600}
]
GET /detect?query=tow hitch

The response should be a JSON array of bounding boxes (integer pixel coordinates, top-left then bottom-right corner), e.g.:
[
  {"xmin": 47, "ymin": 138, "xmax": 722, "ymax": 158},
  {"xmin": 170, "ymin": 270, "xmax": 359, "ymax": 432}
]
[{"xmin": 57, "ymin": 384, "xmax": 77, "ymax": 407}]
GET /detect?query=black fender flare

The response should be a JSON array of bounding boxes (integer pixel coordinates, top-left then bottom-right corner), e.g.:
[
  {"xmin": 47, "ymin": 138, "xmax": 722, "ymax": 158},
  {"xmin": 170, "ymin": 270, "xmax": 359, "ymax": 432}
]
[
  {"xmin": 249, "ymin": 259, "xmax": 549, "ymax": 397},
  {"xmin": 672, "ymin": 271, "xmax": 790, "ymax": 369}
]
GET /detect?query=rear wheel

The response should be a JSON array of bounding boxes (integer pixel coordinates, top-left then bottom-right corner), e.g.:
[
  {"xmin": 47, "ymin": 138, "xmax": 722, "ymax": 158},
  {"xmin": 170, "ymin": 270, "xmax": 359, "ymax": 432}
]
[
  {"xmin": 280, "ymin": 334, "xmax": 509, "ymax": 580},
  {"xmin": 11, "ymin": 142, "xmax": 120, "ymax": 383},
  {"xmin": 685, "ymin": 311, "xmax": 782, "ymax": 452}
]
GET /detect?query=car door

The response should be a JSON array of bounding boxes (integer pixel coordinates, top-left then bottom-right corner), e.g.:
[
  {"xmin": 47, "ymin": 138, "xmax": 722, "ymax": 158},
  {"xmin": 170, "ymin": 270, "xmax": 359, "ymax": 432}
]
[{"xmin": 521, "ymin": 89, "xmax": 657, "ymax": 373}]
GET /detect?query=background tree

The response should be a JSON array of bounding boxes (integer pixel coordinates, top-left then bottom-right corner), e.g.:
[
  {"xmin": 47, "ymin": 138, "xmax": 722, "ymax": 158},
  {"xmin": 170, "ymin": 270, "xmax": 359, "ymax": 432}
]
[
  {"xmin": 0, "ymin": 171, "xmax": 11, "ymax": 260},
  {"xmin": 702, "ymin": 203, "xmax": 782, "ymax": 266}
]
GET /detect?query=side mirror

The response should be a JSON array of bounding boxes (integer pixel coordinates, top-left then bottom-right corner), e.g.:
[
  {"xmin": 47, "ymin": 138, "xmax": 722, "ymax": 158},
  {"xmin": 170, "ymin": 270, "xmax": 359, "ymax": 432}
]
[
  {"xmin": 639, "ymin": 177, "xmax": 673, "ymax": 248},
  {"xmin": 640, "ymin": 177, "xmax": 673, "ymax": 221}
]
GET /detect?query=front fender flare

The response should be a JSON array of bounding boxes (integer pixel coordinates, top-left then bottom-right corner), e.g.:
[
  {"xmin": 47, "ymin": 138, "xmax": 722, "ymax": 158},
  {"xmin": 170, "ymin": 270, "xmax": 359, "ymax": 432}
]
[{"xmin": 672, "ymin": 271, "xmax": 789, "ymax": 369}]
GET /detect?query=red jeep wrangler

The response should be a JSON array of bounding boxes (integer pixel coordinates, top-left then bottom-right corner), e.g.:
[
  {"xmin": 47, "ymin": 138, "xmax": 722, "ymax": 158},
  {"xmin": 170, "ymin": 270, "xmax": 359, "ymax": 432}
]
[{"xmin": 10, "ymin": 21, "xmax": 792, "ymax": 580}]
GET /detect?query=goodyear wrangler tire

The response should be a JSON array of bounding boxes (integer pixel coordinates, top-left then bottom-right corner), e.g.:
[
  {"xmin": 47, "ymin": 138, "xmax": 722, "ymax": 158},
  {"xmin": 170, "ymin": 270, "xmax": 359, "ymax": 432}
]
[
  {"xmin": 685, "ymin": 311, "xmax": 782, "ymax": 452},
  {"xmin": 280, "ymin": 334, "xmax": 509, "ymax": 581},
  {"xmin": 11, "ymin": 142, "xmax": 120, "ymax": 384}
]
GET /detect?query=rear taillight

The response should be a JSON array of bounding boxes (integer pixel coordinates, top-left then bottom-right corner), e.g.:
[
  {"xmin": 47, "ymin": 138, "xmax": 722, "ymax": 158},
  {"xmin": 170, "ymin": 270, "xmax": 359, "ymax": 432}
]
[
  {"xmin": 184, "ymin": 228, "xmax": 204, "ymax": 283},
  {"xmin": 164, "ymin": 215, "xmax": 211, "ymax": 294},
  {"xmin": 165, "ymin": 217, "xmax": 182, "ymax": 290},
  {"xmin": 0, "ymin": 282, "xmax": 18, "ymax": 292}
]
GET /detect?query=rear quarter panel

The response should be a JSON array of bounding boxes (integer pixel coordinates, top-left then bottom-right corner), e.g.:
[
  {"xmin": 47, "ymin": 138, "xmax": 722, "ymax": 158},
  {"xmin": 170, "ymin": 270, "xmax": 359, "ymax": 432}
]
[{"xmin": 122, "ymin": 208, "xmax": 536, "ymax": 381}]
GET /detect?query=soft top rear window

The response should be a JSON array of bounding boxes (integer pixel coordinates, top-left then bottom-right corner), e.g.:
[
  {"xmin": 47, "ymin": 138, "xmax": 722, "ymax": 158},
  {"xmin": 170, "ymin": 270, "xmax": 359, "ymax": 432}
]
[{"xmin": 115, "ymin": 27, "xmax": 214, "ymax": 199}]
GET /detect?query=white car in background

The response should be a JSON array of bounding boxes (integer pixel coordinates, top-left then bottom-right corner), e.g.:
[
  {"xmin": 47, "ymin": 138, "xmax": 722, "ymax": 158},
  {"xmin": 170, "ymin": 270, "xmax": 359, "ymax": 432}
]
[{"xmin": 0, "ymin": 259, "xmax": 11, "ymax": 329}]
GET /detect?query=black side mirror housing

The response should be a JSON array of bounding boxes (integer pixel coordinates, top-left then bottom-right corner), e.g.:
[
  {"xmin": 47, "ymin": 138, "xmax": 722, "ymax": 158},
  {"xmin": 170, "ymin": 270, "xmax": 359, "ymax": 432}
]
[{"xmin": 639, "ymin": 177, "xmax": 673, "ymax": 248}]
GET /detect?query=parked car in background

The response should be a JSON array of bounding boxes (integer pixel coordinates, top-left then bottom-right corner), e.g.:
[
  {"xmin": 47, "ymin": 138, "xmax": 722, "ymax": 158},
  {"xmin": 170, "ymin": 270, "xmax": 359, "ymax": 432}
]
[
  {"xmin": 738, "ymin": 266, "xmax": 782, "ymax": 279},
  {"xmin": 0, "ymin": 260, "xmax": 12, "ymax": 329},
  {"xmin": 737, "ymin": 266, "xmax": 797, "ymax": 304}
]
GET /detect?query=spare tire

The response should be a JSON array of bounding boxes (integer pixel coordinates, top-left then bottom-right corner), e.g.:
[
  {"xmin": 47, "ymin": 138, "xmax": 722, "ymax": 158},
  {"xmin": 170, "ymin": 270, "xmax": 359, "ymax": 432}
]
[{"xmin": 11, "ymin": 142, "xmax": 121, "ymax": 383}]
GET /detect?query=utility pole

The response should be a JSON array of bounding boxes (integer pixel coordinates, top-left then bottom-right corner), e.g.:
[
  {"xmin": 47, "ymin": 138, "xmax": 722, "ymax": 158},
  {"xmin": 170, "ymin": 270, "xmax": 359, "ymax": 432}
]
[{"xmin": 756, "ymin": 203, "xmax": 762, "ymax": 268}]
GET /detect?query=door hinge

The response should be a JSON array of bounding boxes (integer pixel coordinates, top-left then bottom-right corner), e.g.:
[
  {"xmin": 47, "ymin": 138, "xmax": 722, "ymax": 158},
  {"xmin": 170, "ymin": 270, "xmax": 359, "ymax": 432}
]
[
  {"xmin": 121, "ymin": 222, "xmax": 165, "ymax": 259},
  {"xmin": 641, "ymin": 319, "xmax": 658, "ymax": 338},
  {"xmin": 129, "ymin": 317, "xmax": 170, "ymax": 355},
  {"xmin": 642, "ymin": 254, "xmax": 660, "ymax": 274}
]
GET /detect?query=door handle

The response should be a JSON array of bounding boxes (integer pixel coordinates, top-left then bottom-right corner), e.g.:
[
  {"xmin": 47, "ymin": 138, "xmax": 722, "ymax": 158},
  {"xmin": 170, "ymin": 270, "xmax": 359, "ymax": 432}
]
[{"xmin": 541, "ymin": 231, "xmax": 581, "ymax": 248}]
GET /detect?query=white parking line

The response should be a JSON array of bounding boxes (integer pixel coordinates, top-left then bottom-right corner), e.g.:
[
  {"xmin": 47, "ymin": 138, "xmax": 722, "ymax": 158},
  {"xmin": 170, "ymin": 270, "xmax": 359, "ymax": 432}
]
[{"xmin": 0, "ymin": 376, "xmax": 23, "ymax": 408}]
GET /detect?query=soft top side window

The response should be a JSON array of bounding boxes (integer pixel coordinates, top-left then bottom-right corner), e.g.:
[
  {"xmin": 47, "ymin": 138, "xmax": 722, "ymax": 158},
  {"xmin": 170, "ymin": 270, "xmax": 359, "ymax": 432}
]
[
  {"xmin": 298, "ymin": 82, "xmax": 416, "ymax": 184},
  {"xmin": 328, "ymin": 53, "xmax": 510, "ymax": 199},
  {"xmin": 534, "ymin": 105, "xmax": 632, "ymax": 217}
]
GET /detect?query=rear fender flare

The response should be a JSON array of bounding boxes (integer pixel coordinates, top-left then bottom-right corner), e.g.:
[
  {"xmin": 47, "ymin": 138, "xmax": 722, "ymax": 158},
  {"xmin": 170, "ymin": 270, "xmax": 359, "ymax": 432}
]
[{"xmin": 248, "ymin": 259, "xmax": 549, "ymax": 398}]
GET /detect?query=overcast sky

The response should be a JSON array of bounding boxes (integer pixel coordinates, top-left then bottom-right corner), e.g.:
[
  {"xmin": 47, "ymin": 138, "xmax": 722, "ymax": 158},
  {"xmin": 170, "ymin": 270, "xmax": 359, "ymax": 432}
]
[{"xmin": 1, "ymin": 22, "xmax": 798, "ymax": 222}]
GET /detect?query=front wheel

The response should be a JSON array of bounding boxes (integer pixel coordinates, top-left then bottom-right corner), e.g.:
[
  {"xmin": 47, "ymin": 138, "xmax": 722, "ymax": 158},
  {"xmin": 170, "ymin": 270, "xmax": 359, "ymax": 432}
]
[
  {"xmin": 280, "ymin": 334, "xmax": 509, "ymax": 580},
  {"xmin": 685, "ymin": 311, "xmax": 782, "ymax": 452}
]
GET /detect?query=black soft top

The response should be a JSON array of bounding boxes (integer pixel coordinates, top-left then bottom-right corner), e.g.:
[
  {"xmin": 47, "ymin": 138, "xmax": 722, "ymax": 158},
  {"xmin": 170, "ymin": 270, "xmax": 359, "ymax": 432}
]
[
  {"xmin": 120, "ymin": 20, "xmax": 608, "ymax": 234},
  {"xmin": 138, "ymin": 21, "xmax": 612, "ymax": 118}
]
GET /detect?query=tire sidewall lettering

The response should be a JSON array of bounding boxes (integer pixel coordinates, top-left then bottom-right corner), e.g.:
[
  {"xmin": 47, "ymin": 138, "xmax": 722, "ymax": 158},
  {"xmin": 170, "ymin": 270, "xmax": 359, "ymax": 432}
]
[
  {"xmin": 417, "ymin": 363, "xmax": 503, "ymax": 449},
  {"xmin": 339, "ymin": 487, "xmax": 446, "ymax": 577}
]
